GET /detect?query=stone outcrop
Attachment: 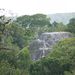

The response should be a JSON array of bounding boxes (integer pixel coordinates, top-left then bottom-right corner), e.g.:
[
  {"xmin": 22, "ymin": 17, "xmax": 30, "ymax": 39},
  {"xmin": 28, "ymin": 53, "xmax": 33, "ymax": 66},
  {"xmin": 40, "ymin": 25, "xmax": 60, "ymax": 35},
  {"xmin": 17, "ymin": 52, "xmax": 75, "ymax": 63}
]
[{"xmin": 29, "ymin": 32, "xmax": 73, "ymax": 60}]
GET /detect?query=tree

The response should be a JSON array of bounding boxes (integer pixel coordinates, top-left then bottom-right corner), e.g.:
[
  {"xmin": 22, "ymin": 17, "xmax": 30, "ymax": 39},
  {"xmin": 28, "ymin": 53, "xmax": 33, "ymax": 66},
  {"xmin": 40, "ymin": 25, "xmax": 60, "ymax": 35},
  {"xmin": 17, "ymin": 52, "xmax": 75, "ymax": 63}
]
[
  {"xmin": 49, "ymin": 38, "xmax": 75, "ymax": 73},
  {"xmin": 29, "ymin": 58, "xmax": 63, "ymax": 75},
  {"xmin": 0, "ymin": 61, "xmax": 16, "ymax": 75},
  {"xmin": 0, "ymin": 50, "xmax": 18, "ymax": 68},
  {"xmin": 17, "ymin": 47, "xmax": 31, "ymax": 75},
  {"xmin": 0, "ymin": 9, "xmax": 32, "ymax": 75},
  {"xmin": 0, "ymin": 15, "xmax": 12, "ymax": 50},
  {"xmin": 9, "ymin": 22, "xmax": 26, "ymax": 49},
  {"xmin": 16, "ymin": 15, "xmax": 31, "ymax": 27},
  {"xmin": 67, "ymin": 18, "xmax": 75, "ymax": 33},
  {"xmin": 52, "ymin": 22, "xmax": 66, "ymax": 32},
  {"xmin": 16, "ymin": 14, "xmax": 51, "ymax": 28},
  {"xmin": 30, "ymin": 14, "xmax": 51, "ymax": 27}
]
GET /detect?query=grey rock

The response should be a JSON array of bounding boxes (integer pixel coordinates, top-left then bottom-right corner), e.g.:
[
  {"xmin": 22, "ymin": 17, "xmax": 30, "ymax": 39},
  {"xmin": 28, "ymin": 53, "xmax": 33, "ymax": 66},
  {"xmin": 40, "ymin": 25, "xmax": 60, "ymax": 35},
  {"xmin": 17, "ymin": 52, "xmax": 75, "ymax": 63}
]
[{"xmin": 29, "ymin": 32, "xmax": 73, "ymax": 60}]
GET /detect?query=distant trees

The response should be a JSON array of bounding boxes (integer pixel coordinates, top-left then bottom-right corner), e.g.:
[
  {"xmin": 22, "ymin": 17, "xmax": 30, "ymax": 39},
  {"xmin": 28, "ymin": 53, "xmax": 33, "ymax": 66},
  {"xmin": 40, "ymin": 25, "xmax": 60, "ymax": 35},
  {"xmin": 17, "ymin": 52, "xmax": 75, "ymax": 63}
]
[
  {"xmin": 16, "ymin": 14, "xmax": 51, "ymax": 28},
  {"xmin": 52, "ymin": 22, "xmax": 67, "ymax": 32}
]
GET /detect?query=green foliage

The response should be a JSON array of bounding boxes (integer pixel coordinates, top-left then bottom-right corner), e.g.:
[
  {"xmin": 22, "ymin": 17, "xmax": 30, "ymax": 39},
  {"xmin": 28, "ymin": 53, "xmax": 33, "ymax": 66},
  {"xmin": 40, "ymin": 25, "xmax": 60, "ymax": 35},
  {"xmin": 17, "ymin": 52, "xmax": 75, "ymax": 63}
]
[
  {"xmin": 3, "ymin": 21, "xmax": 35, "ymax": 49},
  {"xmin": 0, "ymin": 47, "xmax": 31, "ymax": 75},
  {"xmin": 16, "ymin": 14, "xmax": 51, "ymax": 27},
  {"xmin": 0, "ymin": 12, "xmax": 75, "ymax": 75},
  {"xmin": 67, "ymin": 18, "xmax": 75, "ymax": 33},
  {"xmin": 0, "ymin": 15, "xmax": 12, "ymax": 50},
  {"xmin": 9, "ymin": 22, "xmax": 26, "ymax": 49},
  {"xmin": 16, "ymin": 15, "xmax": 31, "ymax": 27},
  {"xmin": 29, "ymin": 58, "xmax": 63, "ymax": 75},
  {"xmin": 29, "ymin": 38, "xmax": 75, "ymax": 75},
  {"xmin": 0, "ymin": 61, "xmax": 17, "ymax": 75},
  {"xmin": 0, "ymin": 14, "xmax": 32, "ymax": 74},
  {"xmin": 17, "ymin": 47, "xmax": 31, "ymax": 70},
  {"xmin": 50, "ymin": 38, "xmax": 75, "ymax": 64},
  {"xmin": 52, "ymin": 22, "xmax": 67, "ymax": 32},
  {"xmin": 49, "ymin": 38, "xmax": 75, "ymax": 74},
  {"xmin": 0, "ymin": 61, "xmax": 22, "ymax": 75},
  {"xmin": 0, "ymin": 50, "xmax": 18, "ymax": 68}
]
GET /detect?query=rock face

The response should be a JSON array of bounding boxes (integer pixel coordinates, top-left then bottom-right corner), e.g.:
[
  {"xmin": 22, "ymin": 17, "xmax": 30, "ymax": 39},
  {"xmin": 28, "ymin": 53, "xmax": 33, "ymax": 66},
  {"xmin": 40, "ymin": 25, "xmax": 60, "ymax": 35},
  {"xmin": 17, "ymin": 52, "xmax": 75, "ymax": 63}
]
[{"xmin": 29, "ymin": 32, "xmax": 73, "ymax": 60}]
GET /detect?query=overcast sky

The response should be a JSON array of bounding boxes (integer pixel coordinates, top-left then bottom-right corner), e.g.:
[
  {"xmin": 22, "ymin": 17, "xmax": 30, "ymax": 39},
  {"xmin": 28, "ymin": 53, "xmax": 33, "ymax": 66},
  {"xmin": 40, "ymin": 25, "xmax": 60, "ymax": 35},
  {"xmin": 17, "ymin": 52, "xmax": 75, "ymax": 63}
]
[{"xmin": 0, "ymin": 0, "xmax": 75, "ymax": 16}]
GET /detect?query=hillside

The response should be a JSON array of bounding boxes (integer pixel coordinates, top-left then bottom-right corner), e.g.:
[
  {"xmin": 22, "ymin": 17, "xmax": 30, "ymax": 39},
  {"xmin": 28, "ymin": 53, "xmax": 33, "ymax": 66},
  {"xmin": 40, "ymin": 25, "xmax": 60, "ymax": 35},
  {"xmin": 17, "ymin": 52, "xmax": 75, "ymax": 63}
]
[{"xmin": 49, "ymin": 13, "xmax": 75, "ymax": 24}]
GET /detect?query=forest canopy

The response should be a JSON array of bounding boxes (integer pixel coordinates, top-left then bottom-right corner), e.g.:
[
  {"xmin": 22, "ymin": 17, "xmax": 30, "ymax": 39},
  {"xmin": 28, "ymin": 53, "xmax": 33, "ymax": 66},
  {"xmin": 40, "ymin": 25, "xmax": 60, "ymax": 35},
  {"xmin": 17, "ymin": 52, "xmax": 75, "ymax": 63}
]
[{"xmin": 0, "ymin": 10, "xmax": 75, "ymax": 75}]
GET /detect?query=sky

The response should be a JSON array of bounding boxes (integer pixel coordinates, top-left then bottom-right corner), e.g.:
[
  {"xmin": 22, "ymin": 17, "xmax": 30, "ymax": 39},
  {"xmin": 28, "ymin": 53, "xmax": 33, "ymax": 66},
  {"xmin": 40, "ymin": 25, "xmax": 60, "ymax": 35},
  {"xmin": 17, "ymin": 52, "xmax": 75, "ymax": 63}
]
[{"xmin": 0, "ymin": 0, "xmax": 75, "ymax": 16}]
